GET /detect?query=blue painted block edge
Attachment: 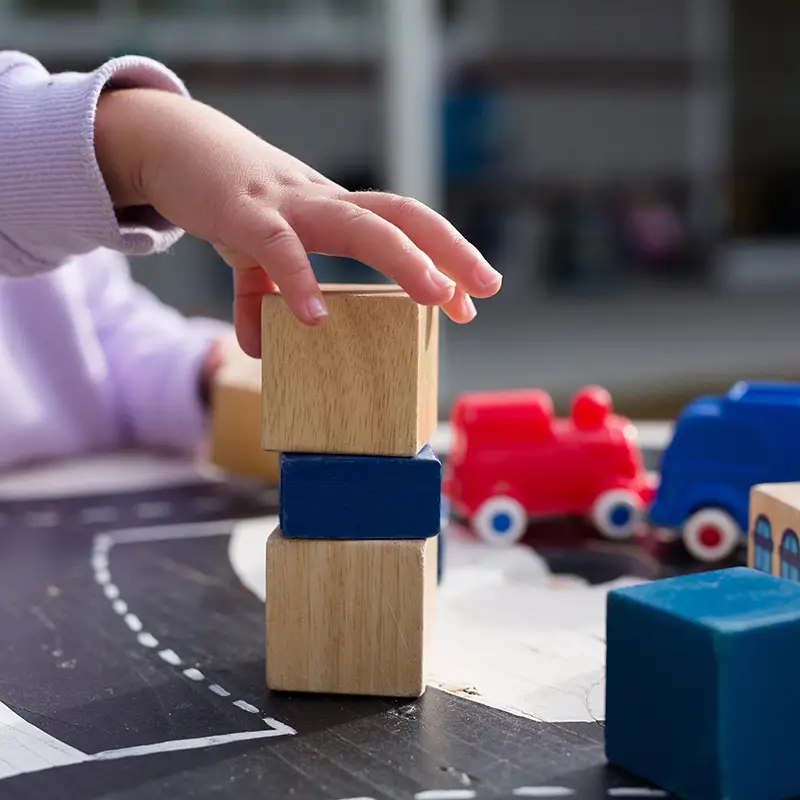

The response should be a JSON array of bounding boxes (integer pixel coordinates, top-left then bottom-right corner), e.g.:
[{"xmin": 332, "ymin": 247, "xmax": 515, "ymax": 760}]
[{"xmin": 279, "ymin": 444, "xmax": 442, "ymax": 540}]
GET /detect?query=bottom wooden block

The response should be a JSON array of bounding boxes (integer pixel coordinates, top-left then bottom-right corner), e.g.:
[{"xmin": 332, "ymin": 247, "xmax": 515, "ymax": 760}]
[
  {"xmin": 749, "ymin": 482, "xmax": 800, "ymax": 581},
  {"xmin": 265, "ymin": 529, "xmax": 437, "ymax": 697},
  {"xmin": 208, "ymin": 337, "xmax": 279, "ymax": 483}
]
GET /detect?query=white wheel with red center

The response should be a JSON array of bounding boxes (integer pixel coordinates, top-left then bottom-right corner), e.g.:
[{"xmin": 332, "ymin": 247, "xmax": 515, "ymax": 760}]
[{"xmin": 682, "ymin": 508, "xmax": 742, "ymax": 562}]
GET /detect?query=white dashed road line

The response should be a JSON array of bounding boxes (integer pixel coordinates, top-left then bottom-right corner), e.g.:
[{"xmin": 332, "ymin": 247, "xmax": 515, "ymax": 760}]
[
  {"xmin": 91, "ymin": 523, "xmax": 295, "ymax": 737},
  {"xmin": 82, "ymin": 506, "xmax": 118, "ymax": 525},
  {"xmin": 135, "ymin": 502, "xmax": 172, "ymax": 520},
  {"xmin": 25, "ymin": 510, "xmax": 60, "ymax": 528}
]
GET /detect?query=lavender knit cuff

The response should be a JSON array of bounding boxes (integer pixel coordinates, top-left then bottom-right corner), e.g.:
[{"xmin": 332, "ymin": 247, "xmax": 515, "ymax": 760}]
[{"xmin": 0, "ymin": 53, "xmax": 189, "ymax": 275}]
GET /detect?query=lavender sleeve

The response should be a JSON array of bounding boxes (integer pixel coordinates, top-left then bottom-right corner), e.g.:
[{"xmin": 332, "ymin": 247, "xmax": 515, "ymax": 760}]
[
  {"xmin": 82, "ymin": 248, "xmax": 232, "ymax": 452},
  {"xmin": 0, "ymin": 51, "xmax": 188, "ymax": 277}
]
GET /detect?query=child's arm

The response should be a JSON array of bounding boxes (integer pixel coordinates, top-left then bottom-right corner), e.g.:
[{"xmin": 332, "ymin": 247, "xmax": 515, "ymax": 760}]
[
  {"xmin": 0, "ymin": 51, "xmax": 188, "ymax": 275},
  {"xmin": 81, "ymin": 247, "xmax": 230, "ymax": 452},
  {"xmin": 1, "ymin": 51, "xmax": 502, "ymax": 360}
]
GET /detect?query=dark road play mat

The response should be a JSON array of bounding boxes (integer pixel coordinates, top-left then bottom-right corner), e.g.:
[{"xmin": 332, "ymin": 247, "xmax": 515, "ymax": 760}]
[{"xmin": 0, "ymin": 438, "xmax": 731, "ymax": 799}]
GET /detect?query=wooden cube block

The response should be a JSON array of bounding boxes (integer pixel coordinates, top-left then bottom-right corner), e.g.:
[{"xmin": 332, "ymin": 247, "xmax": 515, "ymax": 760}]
[
  {"xmin": 607, "ymin": 568, "xmax": 800, "ymax": 800},
  {"xmin": 208, "ymin": 337, "xmax": 279, "ymax": 483},
  {"xmin": 265, "ymin": 529, "xmax": 437, "ymax": 697},
  {"xmin": 261, "ymin": 284, "xmax": 439, "ymax": 456},
  {"xmin": 749, "ymin": 482, "xmax": 800, "ymax": 581}
]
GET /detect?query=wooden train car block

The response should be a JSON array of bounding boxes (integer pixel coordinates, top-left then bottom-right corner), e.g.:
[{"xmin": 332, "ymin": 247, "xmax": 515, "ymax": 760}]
[
  {"xmin": 279, "ymin": 444, "xmax": 442, "ymax": 540},
  {"xmin": 261, "ymin": 284, "xmax": 439, "ymax": 457},
  {"xmin": 265, "ymin": 529, "xmax": 437, "ymax": 697},
  {"xmin": 208, "ymin": 337, "xmax": 279, "ymax": 483},
  {"xmin": 606, "ymin": 567, "xmax": 800, "ymax": 800},
  {"xmin": 749, "ymin": 482, "xmax": 800, "ymax": 581}
]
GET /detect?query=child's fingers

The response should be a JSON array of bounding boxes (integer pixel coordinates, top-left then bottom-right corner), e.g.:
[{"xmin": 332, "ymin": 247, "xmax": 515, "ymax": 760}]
[
  {"xmin": 346, "ymin": 191, "xmax": 502, "ymax": 298},
  {"xmin": 227, "ymin": 205, "xmax": 327, "ymax": 327},
  {"xmin": 290, "ymin": 197, "xmax": 456, "ymax": 307},
  {"xmin": 442, "ymin": 287, "xmax": 477, "ymax": 324},
  {"xmin": 232, "ymin": 266, "xmax": 277, "ymax": 357}
]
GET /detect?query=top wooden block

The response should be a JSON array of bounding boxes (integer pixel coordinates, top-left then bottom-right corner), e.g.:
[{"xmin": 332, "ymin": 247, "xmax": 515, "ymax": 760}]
[{"xmin": 261, "ymin": 284, "xmax": 439, "ymax": 456}]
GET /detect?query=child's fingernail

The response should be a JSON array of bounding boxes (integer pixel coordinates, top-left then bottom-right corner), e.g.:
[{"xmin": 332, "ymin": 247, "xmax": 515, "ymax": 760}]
[
  {"xmin": 428, "ymin": 267, "xmax": 456, "ymax": 294},
  {"xmin": 463, "ymin": 294, "xmax": 477, "ymax": 319},
  {"xmin": 475, "ymin": 264, "xmax": 503, "ymax": 290},
  {"xmin": 307, "ymin": 295, "xmax": 328, "ymax": 321}
]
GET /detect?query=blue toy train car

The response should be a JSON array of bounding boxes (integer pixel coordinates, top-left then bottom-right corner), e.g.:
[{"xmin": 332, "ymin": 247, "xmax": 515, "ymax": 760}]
[{"xmin": 649, "ymin": 381, "xmax": 800, "ymax": 562}]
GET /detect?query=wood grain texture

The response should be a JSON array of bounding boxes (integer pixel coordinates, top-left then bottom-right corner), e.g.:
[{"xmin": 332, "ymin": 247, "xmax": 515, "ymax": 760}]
[
  {"xmin": 749, "ymin": 482, "xmax": 800, "ymax": 576},
  {"xmin": 265, "ymin": 529, "xmax": 438, "ymax": 697},
  {"xmin": 209, "ymin": 337, "xmax": 279, "ymax": 483},
  {"xmin": 261, "ymin": 285, "xmax": 439, "ymax": 456}
]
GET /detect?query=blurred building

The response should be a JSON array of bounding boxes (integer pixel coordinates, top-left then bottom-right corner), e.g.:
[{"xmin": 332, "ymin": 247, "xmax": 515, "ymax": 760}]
[{"xmin": 2, "ymin": 0, "xmax": 799, "ymax": 304}]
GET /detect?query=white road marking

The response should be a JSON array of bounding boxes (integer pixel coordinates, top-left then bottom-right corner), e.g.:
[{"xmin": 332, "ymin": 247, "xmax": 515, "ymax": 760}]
[
  {"xmin": 191, "ymin": 496, "xmax": 228, "ymax": 514},
  {"xmin": 415, "ymin": 791, "xmax": 477, "ymax": 800},
  {"xmin": 0, "ymin": 512, "xmax": 298, "ymax": 783},
  {"xmin": 513, "ymin": 789, "xmax": 575, "ymax": 797},
  {"xmin": 158, "ymin": 649, "xmax": 182, "ymax": 666},
  {"xmin": 25, "ymin": 511, "xmax": 60, "ymax": 528},
  {"xmin": 135, "ymin": 502, "xmax": 172, "ymax": 520},
  {"xmin": 90, "ymin": 552, "xmax": 108, "ymax": 572},
  {"xmin": 124, "ymin": 614, "xmax": 142, "ymax": 632},
  {"xmin": 0, "ymin": 702, "xmax": 89, "ymax": 778},
  {"xmin": 112, "ymin": 599, "xmax": 128, "ymax": 615},
  {"xmin": 137, "ymin": 632, "xmax": 159, "ymax": 648},
  {"xmin": 90, "ymin": 520, "xmax": 295, "ymax": 740},
  {"xmin": 82, "ymin": 506, "xmax": 118, "ymax": 525},
  {"xmin": 0, "ymin": 703, "xmax": 296, "ymax": 781},
  {"xmin": 91, "ymin": 718, "xmax": 296, "ymax": 761},
  {"xmin": 107, "ymin": 519, "xmax": 237, "ymax": 546}
]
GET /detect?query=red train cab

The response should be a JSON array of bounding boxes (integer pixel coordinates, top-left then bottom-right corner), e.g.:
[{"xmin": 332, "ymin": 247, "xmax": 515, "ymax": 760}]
[{"xmin": 442, "ymin": 386, "xmax": 656, "ymax": 545}]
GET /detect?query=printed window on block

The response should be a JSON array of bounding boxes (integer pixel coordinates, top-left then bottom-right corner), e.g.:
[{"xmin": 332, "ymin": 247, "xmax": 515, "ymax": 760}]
[
  {"xmin": 753, "ymin": 514, "xmax": 773, "ymax": 573},
  {"xmin": 780, "ymin": 528, "xmax": 800, "ymax": 582}
]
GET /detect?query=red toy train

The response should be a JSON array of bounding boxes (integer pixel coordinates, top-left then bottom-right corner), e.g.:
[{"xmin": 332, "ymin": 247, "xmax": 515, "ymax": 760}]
[{"xmin": 442, "ymin": 386, "xmax": 657, "ymax": 545}]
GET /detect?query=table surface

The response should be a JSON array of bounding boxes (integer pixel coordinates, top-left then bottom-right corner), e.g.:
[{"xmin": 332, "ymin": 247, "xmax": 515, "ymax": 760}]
[{"xmin": 0, "ymin": 421, "xmax": 719, "ymax": 800}]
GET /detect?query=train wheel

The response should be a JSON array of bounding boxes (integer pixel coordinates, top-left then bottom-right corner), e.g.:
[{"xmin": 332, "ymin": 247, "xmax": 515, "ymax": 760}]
[
  {"xmin": 473, "ymin": 496, "xmax": 527, "ymax": 546},
  {"xmin": 591, "ymin": 489, "xmax": 644, "ymax": 540}
]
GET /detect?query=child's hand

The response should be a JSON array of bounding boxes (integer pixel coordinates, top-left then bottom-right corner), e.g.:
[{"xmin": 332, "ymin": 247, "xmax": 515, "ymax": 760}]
[{"xmin": 95, "ymin": 89, "xmax": 502, "ymax": 357}]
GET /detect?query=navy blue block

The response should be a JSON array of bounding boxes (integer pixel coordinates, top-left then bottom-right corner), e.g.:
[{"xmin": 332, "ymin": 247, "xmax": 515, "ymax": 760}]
[
  {"xmin": 606, "ymin": 567, "xmax": 800, "ymax": 800},
  {"xmin": 280, "ymin": 444, "xmax": 441, "ymax": 539}
]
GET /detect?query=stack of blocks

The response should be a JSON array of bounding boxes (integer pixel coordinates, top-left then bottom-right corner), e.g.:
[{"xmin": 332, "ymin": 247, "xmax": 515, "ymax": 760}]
[{"xmin": 261, "ymin": 285, "xmax": 440, "ymax": 698}]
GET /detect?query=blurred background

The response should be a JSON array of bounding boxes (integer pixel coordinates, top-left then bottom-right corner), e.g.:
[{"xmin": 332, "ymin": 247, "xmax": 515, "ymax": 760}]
[{"xmin": 4, "ymin": 0, "xmax": 800, "ymax": 419}]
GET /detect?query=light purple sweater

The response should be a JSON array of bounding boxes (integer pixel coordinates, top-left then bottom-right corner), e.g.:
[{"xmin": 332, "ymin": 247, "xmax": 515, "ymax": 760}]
[{"xmin": 0, "ymin": 51, "xmax": 231, "ymax": 470}]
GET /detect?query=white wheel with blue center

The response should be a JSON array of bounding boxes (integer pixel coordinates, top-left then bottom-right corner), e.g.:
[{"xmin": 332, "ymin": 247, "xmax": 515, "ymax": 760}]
[
  {"xmin": 473, "ymin": 496, "xmax": 527, "ymax": 546},
  {"xmin": 590, "ymin": 489, "xmax": 643, "ymax": 540}
]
